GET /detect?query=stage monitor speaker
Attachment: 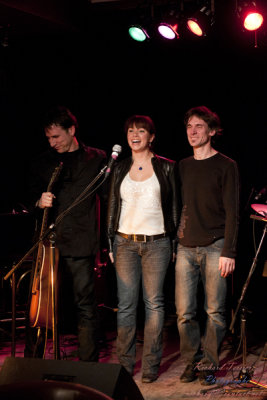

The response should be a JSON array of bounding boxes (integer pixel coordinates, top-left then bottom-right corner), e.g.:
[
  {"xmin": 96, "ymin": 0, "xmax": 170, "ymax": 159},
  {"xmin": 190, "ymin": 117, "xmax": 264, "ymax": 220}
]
[{"xmin": 0, "ymin": 357, "xmax": 144, "ymax": 400}]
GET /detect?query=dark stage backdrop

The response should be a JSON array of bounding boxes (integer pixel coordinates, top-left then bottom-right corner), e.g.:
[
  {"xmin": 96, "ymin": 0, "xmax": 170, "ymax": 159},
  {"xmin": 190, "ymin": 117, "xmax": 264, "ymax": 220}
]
[{"xmin": 0, "ymin": 1, "xmax": 266, "ymax": 335}]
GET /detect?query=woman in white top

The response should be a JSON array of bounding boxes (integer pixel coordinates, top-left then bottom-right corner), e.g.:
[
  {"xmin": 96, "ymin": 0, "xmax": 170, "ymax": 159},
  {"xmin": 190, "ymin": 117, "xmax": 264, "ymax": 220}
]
[{"xmin": 107, "ymin": 115, "xmax": 179, "ymax": 383}]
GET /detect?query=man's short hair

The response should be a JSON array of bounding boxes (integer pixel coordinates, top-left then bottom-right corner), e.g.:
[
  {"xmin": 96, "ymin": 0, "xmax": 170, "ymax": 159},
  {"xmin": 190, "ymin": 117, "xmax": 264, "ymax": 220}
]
[{"xmin": 42, "ymin": 105, "xmax": 78, "ymax": 131}]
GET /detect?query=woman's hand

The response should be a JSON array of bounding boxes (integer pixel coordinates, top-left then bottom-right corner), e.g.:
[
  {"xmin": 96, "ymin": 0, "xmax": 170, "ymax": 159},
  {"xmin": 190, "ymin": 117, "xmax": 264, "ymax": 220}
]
[{"xmin": 109, "ymin": 252, "xmax": 114, "ymax": 263}]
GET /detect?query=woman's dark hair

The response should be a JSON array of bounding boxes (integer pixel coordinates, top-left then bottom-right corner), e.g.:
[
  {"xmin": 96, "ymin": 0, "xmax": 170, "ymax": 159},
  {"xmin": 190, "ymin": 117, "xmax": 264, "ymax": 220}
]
[
  {"xmin": 124, "ymin": 115, "xmax": 156, "ymax": 135},
  {"xmin": 42, "ymin": 105, "xmax": 78, "ymax": 131},
  {"xmin": 184, "ymin": 106, "xmax": 222, "ymax": 136}
]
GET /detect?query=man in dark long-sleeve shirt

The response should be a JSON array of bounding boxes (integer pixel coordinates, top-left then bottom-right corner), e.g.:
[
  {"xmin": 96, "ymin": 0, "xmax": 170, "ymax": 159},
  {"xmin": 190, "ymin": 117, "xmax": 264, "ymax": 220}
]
[
  {"xmin": 24, "ymin": 106, "xmax": 106, "ymax": 361},
  {"xmin": 175, "ymin": 106, "xmax": 239, "ymax": 385}
]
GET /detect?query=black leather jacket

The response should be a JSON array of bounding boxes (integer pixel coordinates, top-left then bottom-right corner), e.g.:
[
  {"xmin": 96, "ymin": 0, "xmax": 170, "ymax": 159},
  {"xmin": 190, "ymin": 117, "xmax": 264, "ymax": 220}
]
[{"xmin": 107, "ymin": 154, "xmax": 180, "ymax": 253}]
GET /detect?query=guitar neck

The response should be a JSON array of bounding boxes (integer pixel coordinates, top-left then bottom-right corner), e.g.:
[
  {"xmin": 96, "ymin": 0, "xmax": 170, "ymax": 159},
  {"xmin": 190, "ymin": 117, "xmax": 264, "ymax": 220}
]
[
  {"xmin": 39, "ymin": 162, "xmax": 63, "ymax": 238},
  {"xmin": 39, "ymin": 207, "xmax": 50, "ymax": 240}
]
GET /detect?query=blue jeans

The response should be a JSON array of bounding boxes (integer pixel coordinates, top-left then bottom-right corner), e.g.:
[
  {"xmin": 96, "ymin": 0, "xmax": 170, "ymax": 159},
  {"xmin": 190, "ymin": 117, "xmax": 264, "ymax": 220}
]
[
  {"xmin": 113, "ymin": 234, "xmax": 171, "ymax": 375},
  {"xmin": 175, "ymin": 239, "xmax": 227, "ymax": 367}
]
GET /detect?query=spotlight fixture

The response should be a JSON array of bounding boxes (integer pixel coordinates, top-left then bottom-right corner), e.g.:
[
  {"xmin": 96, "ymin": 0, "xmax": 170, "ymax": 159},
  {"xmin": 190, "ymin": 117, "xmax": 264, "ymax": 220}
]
[
  {"xmin": 157, "ymin": 9, "xmax": 180, "ymax": 40},
  {"xmin": 158, "ymin": 20, "xmax": 179, "ymax": 40},
  {"xmin": 128, "ymin": 24, "xmax": 150, "ymax": 42},
  {"xmin": 128, "ymin": 4, "xmax": 155, "ymax": 42},
  {"xmin": 237, "ymin": 1, "xmax": 264, "ymax": 31},
  {"xmin": 187, "ymin": 4, "xmax": 214, "ymax": 37}
]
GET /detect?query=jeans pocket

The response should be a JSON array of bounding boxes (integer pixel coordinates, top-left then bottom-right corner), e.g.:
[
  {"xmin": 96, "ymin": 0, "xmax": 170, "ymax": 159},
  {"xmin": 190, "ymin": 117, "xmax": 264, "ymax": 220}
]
[
  {"xmin": 155, "ymin": 236, "xmax": 170, "ymax": 245},
  {"xmin": 114, "ymin": 234, "xmax": 128, "ymax": 245},
  {"xmin": 211, "ymin": 238, "xmax": 224, "ymax": 250}
]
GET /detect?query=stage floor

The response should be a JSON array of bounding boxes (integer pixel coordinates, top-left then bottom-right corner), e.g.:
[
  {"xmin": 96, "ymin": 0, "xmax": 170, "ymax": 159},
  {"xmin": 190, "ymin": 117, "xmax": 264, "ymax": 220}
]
[{"xmin": 0, "ymin": 315, "xmax": 266, "ymax": 400}]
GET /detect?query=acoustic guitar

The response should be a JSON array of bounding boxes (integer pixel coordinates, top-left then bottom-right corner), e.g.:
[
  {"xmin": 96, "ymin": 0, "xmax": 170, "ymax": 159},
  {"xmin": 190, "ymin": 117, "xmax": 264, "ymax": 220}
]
[{"xmin": 29, "ymin": 162, "xmax": 63, "ymax": 329}]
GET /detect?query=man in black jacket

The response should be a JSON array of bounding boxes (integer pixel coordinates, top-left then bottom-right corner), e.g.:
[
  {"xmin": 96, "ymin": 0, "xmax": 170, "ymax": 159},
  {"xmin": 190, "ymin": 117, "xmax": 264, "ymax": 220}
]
[{"xmin": 25, "ymin": 106, "xmax": 106, "ymax": 361}]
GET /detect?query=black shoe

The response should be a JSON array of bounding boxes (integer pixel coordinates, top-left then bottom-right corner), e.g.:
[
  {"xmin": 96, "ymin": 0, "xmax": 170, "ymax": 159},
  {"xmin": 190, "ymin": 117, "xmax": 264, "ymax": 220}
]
[
  {"xmin": 198, "ymin": 369, "xmax": 216, "ymax": 386},
  {"xmin": 142, "ymin": 373, "xmax": 158, "ymax": 383},
  {"xmin": 180, "ymin": 363, "xmax": 197, "ymax": 383}
]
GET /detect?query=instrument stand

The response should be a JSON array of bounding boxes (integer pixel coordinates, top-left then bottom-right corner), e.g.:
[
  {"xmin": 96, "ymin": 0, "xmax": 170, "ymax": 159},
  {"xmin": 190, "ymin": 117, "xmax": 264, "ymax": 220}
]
[
  {"xmin": 33, "ymin": 327, "xmax": 43, "ymax": 358},
  {"xmin": 230, "ymin": 217, "xmax": 267, "ymax": 384},
  {"xmin": 259, "ymin": 342, "xmax": 267, "ymax": 361},
  {"xmin": 202, "ymin": 217, "xmax": 267, "ymax": 396},
  {"xmin": 48, "ymin": 229, "xmax": 60, "ymax": 360},
  {"xmin": 238, "ymin": 307, "xmax": 253, "ymax": 381},
  {"xmin": 4, "ymin": 163, "xmax": 108, "ymax": 359},
  {"xmin": 11, "ymin": 271, "xmax": 16, "ymax": 357}
]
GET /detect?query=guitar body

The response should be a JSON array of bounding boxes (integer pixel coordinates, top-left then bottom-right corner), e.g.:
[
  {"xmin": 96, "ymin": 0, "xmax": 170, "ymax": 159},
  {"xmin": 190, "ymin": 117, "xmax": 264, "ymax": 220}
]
[
  {"xmin": 29, "ymin": 240, "xmax": 59, "ymax": 329},
  {"xmin": 28, "ymin": 162, "xmax": 63, "ymax": 330}
]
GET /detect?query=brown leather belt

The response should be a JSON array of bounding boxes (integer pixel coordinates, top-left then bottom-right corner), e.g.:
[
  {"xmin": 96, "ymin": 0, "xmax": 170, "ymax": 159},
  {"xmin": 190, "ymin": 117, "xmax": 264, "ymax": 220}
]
[{"xmin": 117, "ymin": 232, "xmax": 166, "ymax": 242}]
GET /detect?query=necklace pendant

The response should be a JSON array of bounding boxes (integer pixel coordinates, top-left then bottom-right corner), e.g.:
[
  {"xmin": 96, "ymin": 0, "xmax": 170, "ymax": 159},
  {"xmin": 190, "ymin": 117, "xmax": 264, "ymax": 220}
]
[{"xmin": 139, "ymin": 166, "xmax": 143, "ymax": 171}]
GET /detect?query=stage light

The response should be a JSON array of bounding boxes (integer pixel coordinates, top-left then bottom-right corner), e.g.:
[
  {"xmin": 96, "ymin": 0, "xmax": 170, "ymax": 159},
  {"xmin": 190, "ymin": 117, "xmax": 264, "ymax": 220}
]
[
  {"xmin": 187, "ymin": 5, "xmax": 214, "ymax": 37},
  {"xmin": 128, "ymin": 25, "xmax": 149, "ymax": 42},
  {"xmin": 244, "ymin": 12, "xmax": 263, "ymax": 30},
  {"xmin": 157, "ymin": 9, "xmax": 180, "ymax": 40},
  {"xmin": 158, "ymin": 22, "xmax": 179, "ymax": 40},
  {"xmin": 187, "ymin": 19, "xmax": 203, "ymax": 36},
  {"xmin": 238, "ymin": 2, "xmax": 264, "ymax": 31}
]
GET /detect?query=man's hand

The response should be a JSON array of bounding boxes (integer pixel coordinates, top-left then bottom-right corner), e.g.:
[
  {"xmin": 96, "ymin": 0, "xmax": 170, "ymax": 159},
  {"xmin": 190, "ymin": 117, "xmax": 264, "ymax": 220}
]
[
  {"xmin": 219, "ymin": 256, "xmax": 235, "ymax": 278},
  {"xmin": 36, "ymin": 192, "xmax": 55, "ymax": 209}
]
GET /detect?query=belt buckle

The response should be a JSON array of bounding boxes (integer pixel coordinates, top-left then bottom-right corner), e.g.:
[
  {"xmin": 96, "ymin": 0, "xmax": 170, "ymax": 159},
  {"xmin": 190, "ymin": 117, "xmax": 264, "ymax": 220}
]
[{"xmin": 133, "ymin": 234, "xmax": 146, "ymax": 242}]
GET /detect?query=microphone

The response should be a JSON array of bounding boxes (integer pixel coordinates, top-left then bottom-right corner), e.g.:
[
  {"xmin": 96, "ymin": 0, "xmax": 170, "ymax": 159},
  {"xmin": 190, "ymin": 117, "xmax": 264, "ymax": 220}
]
[
  {"xmin": 105, "ymin": 144, "xmax": 122, "ymax": 177},
  {"xmin": 254, "ymin": 186, "xmax": 267, "ymax": 201}
]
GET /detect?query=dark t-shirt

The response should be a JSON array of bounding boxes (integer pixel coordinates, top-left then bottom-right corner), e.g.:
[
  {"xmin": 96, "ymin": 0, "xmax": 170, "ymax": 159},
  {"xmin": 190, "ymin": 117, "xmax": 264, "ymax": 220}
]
[{"xmin": 177, "ymin": 152, "xmax": 239, "ymax": 258}]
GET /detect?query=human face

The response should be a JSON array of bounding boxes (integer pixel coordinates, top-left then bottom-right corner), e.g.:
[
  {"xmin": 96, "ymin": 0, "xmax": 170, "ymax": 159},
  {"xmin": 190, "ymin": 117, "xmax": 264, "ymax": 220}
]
[
  {"xmin": 186, "ymin": 115, "xmax": 215, "ymax": 149},
  {"xmin": 127, "ymin": 124, "xmax": 154, "ymax": 153},
  {"xmin": 45, "ymin": 124, "xmax": 77, "ymax": 153}
]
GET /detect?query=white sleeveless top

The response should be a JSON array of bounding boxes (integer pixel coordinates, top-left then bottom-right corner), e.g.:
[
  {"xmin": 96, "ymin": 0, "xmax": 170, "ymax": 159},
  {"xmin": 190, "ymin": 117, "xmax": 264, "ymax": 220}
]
[{"xmin": 118, "ymin": 173, "xmax": 165, "ymax": 235}]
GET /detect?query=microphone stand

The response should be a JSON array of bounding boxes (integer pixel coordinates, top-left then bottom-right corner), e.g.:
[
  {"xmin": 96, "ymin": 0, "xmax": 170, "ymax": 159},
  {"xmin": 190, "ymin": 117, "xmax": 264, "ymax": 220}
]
[
  {"xmin": 4, "ymin": 164, "xmax": 108, "ymax": 359},
  {"xmin": 229, "ymin": 214, "xmax": 267, "ymax": 381}
]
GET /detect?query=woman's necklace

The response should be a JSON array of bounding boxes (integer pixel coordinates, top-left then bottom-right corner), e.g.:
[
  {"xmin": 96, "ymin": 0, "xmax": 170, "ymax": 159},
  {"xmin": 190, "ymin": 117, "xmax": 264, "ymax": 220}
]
[{"xmin": 133, "ymin": 153, "xmax": 152, "ymax": 171}]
